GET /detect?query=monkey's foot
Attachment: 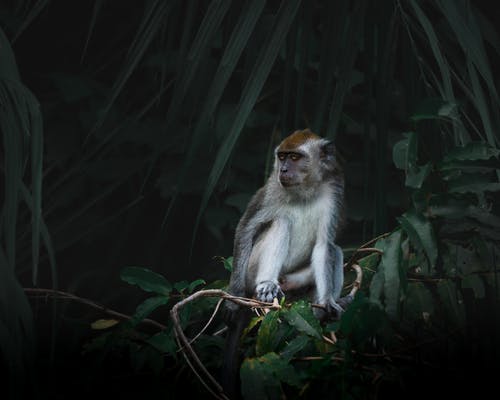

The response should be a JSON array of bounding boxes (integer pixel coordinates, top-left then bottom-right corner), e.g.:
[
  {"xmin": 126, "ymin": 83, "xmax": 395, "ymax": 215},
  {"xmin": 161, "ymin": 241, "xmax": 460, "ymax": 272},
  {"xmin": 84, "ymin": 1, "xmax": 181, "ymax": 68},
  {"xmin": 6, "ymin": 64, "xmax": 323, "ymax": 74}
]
[
  {"xmin": 314, "ymin": 295, "xmax": 353, "ymax": 321},
  {"xmin": 337, "ymin": 294, "xmax": 354, "ymax": 310},
  {"xmin": 255, "ymin": 280, "xmax": 284, "ymax": 303}
]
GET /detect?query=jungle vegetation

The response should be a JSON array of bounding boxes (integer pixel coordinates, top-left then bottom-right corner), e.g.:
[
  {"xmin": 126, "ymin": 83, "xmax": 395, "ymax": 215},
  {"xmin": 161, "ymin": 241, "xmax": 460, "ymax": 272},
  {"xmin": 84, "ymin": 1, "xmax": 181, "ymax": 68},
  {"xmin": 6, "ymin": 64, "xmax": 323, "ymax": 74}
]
[{"xmin": 1, "ymin": 0, "xmax": 500, "ymax": 398}]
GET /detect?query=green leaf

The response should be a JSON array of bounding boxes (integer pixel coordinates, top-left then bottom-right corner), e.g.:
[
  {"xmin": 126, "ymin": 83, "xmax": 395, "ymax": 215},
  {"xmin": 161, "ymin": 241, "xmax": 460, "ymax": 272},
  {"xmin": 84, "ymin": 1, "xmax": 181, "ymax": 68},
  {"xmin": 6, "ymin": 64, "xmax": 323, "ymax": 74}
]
[
  {"xmin": 357, "ymin": 252, "xmax": 382, "ymax": 270},
  {"xmin": 410, "ymin": 97, "xmax": 457, "ymax": 121},
  {"xmin": 392, "ymin": 132, "xmax": 430, "ymax": 188},
  {"xmin": 130, "ymin": 296, "xmax": 169, "ymax": 326},
  {"xmin": 447, "ymin": 173, "xmax": 500, "ymax": 194},
  {"xmin": 406, "ymin": 163, "xmax": 431, "ymax": 189},
  {"xmin": 368, "ymin": 231, "xmax": 403, "ymax": 319},
  {"xmin": 409, "ymin": 2, "xmax": 455, "ymax": 118},
  {"xmin": 398, "ymin": 210, "xmax": 438, "ymax": 270},
  {"xmin": 120, "ymin": 267, "xmax": 172, "ymax": 296},
  {"xmin": 221, "ymin": 256, "xmax": 233, "ymax": 272},
  {"xmin": 90, "ymin": 319, "xmax": 119, "ymax": 330},
  {"xmin": 192, "ymin": 0, "xmax": 301, "ymax": 251},
  {"xmin": 256, "ymin": 310, "xmax": 281, "ymax": 356},
  {"xmin": 436, "ymin": 1, "xmax": 500, "ymax": 132},
  {"xmin": 0, "ymin": 27, "xmax": 21, "ymax": 80},
  {"xmin": 162, "ymin": 0, "xmax": 266, "ymax": 225},
  {"xmin": 174, "ymin": 280, "xmax": 189, "ymax": 293},
  {"xmin": 368, "ymin": 237, "xmax": 390, "ymax": 307},
  {"xmin": 339, "ymin": 297, "xmax": 390, "ymax": 346},
  {"xmin": 437, "ymin": 280, "xmax": 465, "ymax": 328},
  {"xmin": 403, "ymin": 282, "xmax": 434, "ymax": 322},
  {"xmin": 381, "ymin": 230, "xmax": 403, "ymax": 319},
  {"xmin": 92, "ymin": 0, "xmax": 173, "ymax": 132},
  {"xmin": 146, "ymin": 331, "xmax": 177, "ymax": 355},
  {"xmin": 392, "ymin": 132, "xmax": 412, "ymax": 169},
  {"xmin": 428, "ymin": 196, "xmax": 471, "ymax": 219},
  {"xmin": 280, "ymin": 335, "xmax": 310, "ymax": 362},
  {"xmin": 282, "ymin": 301, "xmax": 322, "ymax": 339},
  {"xmin": 443, "ymin": 142, "xmax": 500, "ymax": 163},
  {"xmin": 188, "ymin": 279, "xmax": 206, "ymax": 293},
  {"xmin": 439, "ymin": 159, "xmax": 500, "ymax": 173},
  {"xmin": 241, "ymin": 353, "xmax": 301, "ymax": 400}
]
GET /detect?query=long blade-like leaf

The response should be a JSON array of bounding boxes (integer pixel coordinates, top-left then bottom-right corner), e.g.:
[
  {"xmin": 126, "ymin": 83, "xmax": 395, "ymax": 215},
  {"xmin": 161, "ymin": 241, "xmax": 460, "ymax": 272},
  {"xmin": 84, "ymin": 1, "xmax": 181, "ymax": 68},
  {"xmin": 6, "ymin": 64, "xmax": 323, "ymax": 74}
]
[
  {"xmin": 165, "ymin": 0, "xmax": 232, "ymax": 123},
  {"xmin": 191, "ymin": 0, "xmax": 302, "ymax": 251},
  {"xmin": 89, "ymin": 0, "xmax": 172, "ymax": 136},
  {"xmin": 162, "ymin": 0, "xmax": 266, "ymax": 225},
  {"xmin": 30, "ymin": 99, "xmax": 43, "ymax": 285}
]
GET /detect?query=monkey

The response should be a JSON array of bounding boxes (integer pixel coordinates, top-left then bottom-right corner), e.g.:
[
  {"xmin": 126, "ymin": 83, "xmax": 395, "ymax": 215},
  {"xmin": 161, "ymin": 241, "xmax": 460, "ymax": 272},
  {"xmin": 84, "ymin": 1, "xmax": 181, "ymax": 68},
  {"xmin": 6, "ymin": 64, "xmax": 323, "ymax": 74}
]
[{"xmin": 222, "ymin": 129, "xmax": 352, "ymax": 397}]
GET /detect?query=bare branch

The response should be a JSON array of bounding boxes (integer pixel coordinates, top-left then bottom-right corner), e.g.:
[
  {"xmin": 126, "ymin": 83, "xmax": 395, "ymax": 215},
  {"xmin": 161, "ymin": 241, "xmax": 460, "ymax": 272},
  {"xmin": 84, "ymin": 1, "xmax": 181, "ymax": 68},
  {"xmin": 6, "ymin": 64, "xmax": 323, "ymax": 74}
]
[{"xmin": 24, "ymin": 287, "xmax": 167, "ymax": 330}]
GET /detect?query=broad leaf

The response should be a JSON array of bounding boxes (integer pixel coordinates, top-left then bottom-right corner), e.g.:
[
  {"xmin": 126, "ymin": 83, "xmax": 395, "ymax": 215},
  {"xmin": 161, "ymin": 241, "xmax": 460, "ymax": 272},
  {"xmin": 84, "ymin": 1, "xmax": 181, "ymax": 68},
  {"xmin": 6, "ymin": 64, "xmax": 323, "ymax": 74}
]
[
  {"xmin": 443, "ymin": 141, "xmax": 500, "ymax": 163},
  {"xmin": 241, "ymin": 352, "xmax": 301, "ymax": 400},
  {"xmin": 90, "ymin": 319, "xmax": 119, "ymax": 330},
  {"xmin": 121, "ymin": 267, "xmax": 172, "ymax": 296},
  {"xmin": 130, "ymin": 296, "xmax": 169, "ymax": 326},
  {"xmin": 280, "ymin": 335, "xmax": 310, "ymax": 362},
  {"xmin": 282, "ymin": 301, "xmax": 322, "ymax": 339},
  {"xmin": 256, "ymin": 310, "xmax": 281, "ymax": 356},
  {"xmin": 398, "ymin": 210, "xmax": 438, "ymax": 271},
  {"xmin": 146, "ymin": 331, "xmax": 177, "ymax": 355}
]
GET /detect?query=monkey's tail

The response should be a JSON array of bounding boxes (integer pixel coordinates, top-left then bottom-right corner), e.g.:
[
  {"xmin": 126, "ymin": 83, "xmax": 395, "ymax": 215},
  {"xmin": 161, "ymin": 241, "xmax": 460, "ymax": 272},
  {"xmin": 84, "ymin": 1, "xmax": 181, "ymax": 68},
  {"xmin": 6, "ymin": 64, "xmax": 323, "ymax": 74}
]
[{"xmin": 221, "ymin": 308, "xmax": 250, "ymax": 399}]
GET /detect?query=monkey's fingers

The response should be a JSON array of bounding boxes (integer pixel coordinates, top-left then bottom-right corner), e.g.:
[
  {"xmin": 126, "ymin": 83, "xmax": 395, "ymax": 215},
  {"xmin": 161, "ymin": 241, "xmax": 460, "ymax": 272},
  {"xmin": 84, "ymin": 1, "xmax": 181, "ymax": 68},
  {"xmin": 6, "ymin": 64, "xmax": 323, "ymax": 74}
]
[{"xmin": 255, "ymin": 280, "xmax": 284, "ymax": 303}]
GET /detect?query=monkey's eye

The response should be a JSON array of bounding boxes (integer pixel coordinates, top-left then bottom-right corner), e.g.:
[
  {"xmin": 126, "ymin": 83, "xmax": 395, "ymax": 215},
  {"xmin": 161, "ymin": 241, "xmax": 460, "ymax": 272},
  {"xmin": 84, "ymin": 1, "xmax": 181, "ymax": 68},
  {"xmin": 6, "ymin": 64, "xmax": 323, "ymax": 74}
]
[
  {"xmin": 289, "ymin": 153, "xmax": 302, "ymax": 161},
  {"xmin": 277, "ymin": 152, "xmax": 286, "ymax": 161}
]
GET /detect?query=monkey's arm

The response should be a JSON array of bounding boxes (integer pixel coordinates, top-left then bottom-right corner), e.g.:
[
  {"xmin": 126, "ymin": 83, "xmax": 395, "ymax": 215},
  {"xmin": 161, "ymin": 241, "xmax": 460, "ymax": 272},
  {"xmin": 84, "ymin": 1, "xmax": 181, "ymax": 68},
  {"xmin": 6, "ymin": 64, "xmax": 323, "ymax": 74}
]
[
  {"xmin": 253, "ymin": 218, "xmax": 290, "ymax": 302},
  {"xmin": 312, "ymin": 239, "xmax": 345, "ymax": 316}
]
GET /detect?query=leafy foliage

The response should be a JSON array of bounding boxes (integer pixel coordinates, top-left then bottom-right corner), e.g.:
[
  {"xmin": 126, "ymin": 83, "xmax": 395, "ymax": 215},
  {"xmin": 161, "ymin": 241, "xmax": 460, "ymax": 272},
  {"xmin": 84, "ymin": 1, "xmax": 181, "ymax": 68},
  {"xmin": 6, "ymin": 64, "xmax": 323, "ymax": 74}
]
[{"xmin": 1, "ymin": 0, "xmax": 500, "ymax": 398}]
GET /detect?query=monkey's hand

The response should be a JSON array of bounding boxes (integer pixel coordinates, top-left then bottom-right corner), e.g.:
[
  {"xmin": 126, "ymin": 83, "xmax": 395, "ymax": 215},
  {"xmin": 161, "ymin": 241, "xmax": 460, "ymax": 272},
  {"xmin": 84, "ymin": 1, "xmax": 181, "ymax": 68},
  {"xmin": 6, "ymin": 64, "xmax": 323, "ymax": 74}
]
[{"xmin": 255, "ymin": 280, "xmax": 284, "ymax": 303}]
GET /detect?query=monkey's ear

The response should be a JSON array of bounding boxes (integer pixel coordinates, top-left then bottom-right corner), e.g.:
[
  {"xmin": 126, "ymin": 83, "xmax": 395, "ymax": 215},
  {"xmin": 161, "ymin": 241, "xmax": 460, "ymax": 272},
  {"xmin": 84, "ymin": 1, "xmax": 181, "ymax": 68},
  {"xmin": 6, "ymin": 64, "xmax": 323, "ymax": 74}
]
[{"xmin": 320, "ymin": 141, "xmax": 335, "ymax": 160}]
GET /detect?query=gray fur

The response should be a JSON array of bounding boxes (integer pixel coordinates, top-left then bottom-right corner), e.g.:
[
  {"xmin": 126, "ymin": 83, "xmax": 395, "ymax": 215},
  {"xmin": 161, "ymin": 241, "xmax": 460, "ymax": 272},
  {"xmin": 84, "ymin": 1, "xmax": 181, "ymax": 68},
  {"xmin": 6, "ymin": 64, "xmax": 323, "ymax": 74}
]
[{"xmin": 227, "ymin": 133, "xmax": 345, "ymax": 313}]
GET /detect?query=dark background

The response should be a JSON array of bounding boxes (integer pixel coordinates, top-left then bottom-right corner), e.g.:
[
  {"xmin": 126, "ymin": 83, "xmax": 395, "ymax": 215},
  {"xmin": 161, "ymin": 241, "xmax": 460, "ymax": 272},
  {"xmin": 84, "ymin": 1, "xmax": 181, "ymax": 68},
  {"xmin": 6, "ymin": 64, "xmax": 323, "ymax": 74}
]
[{"xmin": 1, "ymin": 0, "xmax": 500, "ymax": 398}]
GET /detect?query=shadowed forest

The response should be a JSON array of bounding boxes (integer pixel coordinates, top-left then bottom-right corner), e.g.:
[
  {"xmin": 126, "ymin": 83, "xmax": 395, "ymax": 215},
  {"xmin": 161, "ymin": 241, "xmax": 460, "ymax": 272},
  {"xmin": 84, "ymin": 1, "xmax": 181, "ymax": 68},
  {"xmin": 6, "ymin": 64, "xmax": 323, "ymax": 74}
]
[{"xmin": 1, "ymin": 0, "xmax": 500, "ymax": 399}]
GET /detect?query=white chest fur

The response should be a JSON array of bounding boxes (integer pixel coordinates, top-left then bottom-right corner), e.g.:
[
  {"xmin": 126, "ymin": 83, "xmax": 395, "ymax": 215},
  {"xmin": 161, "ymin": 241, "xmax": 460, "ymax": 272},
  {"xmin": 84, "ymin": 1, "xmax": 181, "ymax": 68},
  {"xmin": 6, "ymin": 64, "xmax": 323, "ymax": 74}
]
[{"xmin": 279, "ymin": 189, "xmax": 334, "ymax": 271}]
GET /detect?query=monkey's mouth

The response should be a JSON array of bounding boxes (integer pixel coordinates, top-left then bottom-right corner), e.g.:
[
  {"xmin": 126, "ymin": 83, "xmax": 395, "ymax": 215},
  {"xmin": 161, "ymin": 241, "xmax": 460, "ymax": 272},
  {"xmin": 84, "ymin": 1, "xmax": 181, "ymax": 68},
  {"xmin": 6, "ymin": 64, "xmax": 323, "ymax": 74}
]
[{"xmin": 279, "ymin": 176, "xmax": 298, "ymax": 187}]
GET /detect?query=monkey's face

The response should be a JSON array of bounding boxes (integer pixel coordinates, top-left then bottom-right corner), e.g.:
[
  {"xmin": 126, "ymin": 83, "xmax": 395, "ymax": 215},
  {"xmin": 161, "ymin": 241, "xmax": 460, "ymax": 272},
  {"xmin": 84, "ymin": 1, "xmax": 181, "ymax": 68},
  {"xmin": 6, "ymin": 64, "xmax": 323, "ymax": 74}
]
[{"xmin": 276, "ymin": 151, "xmax": 310, "ymax": 187}]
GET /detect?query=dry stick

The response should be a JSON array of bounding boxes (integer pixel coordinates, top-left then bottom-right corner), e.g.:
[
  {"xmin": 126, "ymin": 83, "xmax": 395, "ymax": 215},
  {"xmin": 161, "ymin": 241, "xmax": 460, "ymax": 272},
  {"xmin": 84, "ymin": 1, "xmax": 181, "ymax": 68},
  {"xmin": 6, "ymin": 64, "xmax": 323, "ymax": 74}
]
[
  {"xmin": 174, "ymin": 334, "xmax": 229, "ymax": 400},
  {"xmin": 179, "ymin": 297, "xmax": 225, "ymax": 352},
  {"xmin": 346, "ymin": 232, "xmax": 389, "ymax": 267},
  {"xmin": 24, "ymin": 287, "xmax": 167, "ymax": 330},
  {"xmin": 170, "ymin": 289, "xmax": 280, "ymax": 400}
]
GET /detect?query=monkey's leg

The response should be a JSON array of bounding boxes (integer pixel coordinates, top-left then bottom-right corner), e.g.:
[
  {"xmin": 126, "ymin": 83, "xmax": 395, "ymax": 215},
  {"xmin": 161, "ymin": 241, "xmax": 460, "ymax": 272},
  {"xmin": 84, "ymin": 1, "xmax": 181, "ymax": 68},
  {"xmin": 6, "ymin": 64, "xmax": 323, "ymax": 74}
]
[{"xmin": 280, "ymin": 267, "xmax": 314, "ymax": 291}]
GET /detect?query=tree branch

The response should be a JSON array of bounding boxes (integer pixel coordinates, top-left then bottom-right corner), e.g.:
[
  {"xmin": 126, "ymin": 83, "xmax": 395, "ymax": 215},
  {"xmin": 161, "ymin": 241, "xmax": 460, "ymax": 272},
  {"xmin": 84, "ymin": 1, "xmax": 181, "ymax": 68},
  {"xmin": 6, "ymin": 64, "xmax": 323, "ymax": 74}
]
[{"xmin": 24, "ymin": 287, "xmax": 167, "ymax": 330}]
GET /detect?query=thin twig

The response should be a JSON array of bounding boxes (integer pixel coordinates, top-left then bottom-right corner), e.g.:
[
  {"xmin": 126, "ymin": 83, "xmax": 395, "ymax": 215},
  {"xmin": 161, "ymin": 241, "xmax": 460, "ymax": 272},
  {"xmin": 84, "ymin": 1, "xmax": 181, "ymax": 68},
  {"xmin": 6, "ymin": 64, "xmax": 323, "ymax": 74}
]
[
  {"xmin": 174, "ymin": 334, "xmax": 228, "ymax": 400},
  {"xmin": 345, "ymin": 232, "xmax": 390, "ymax": 268},
  {"xmin": 180, "ymin": 298, "xmax": 225, "ymax": 351},
  {"xmin": 24, "ymin": 287, "xmax": 167, "ymax": 330},
  {"xmin": 171, "ymin": 290, "xmax": 250, "ymax": 400}
]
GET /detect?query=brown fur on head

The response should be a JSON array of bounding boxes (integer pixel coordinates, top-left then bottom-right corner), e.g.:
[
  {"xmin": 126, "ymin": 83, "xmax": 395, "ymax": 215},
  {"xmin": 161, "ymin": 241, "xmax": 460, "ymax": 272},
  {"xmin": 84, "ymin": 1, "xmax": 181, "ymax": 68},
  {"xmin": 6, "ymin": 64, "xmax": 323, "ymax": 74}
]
[{"xmin": 277, "ymin": 129, "xmax": 320, "ymax": 152}]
